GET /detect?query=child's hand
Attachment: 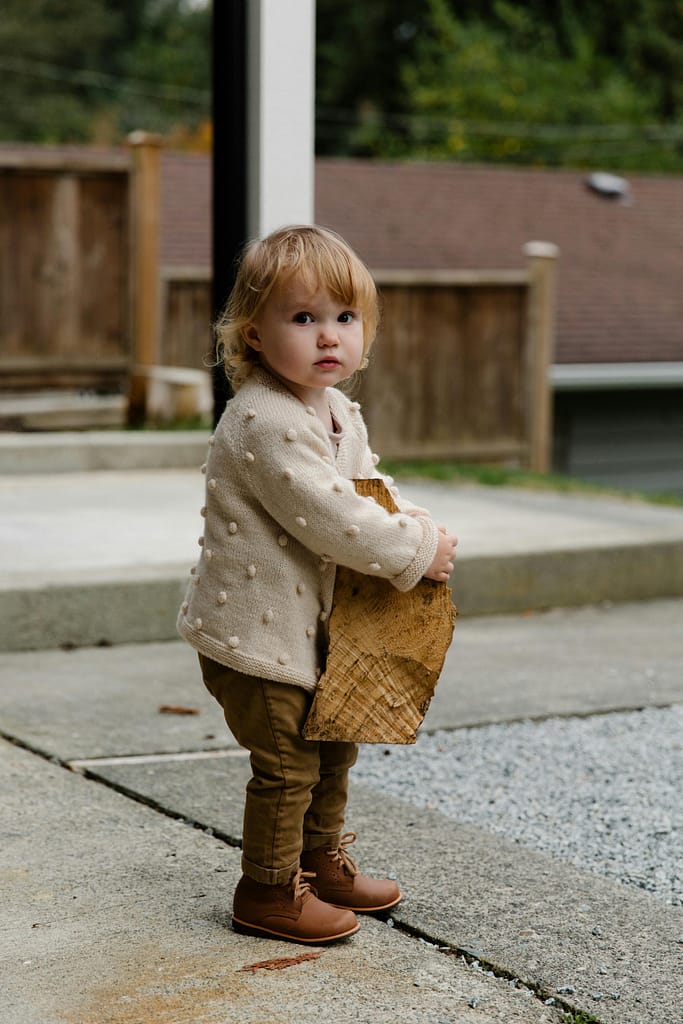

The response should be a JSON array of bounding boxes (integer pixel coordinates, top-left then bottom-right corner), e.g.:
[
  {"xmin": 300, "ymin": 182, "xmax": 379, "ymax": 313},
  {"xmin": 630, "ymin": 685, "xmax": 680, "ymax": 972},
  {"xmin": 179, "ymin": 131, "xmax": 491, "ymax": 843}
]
[{"xmin": 424, "ymin": 525, "xmax": 458, "ymax": 582}]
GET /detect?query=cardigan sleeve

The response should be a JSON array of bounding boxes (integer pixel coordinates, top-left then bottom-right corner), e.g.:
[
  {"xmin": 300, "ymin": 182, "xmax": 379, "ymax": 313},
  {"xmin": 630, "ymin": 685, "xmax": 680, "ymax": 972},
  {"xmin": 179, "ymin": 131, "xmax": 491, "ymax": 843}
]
[
  {"xmin": 238, "ymin": 408, "xmax": 438, "ymax": 591},
  {"xmin": 360, "ymin": 449, "xmax": 431, "ymax": 518}
]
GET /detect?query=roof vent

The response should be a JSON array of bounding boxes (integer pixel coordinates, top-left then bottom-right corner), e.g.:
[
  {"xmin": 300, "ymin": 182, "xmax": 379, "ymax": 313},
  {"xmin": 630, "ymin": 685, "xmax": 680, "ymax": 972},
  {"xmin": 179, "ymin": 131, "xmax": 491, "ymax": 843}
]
[{"xmin": 584, "ymin": 172, "xmax": 632, "ymax": 204}]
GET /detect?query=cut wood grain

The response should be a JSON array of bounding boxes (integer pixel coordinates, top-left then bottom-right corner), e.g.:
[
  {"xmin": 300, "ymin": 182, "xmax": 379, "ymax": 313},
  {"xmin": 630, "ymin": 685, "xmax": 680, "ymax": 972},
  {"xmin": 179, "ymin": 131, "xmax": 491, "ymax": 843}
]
[{"xmin": 302, "ymin": 479, "xmax": 456, "ymax": 745}]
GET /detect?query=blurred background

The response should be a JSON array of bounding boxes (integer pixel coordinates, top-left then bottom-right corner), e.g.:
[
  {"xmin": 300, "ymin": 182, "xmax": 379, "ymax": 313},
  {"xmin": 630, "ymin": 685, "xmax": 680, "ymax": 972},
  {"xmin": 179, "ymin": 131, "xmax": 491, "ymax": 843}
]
[
  {"xmin": 3, "ymin": 0, "xmax": 682, "ymax": 167},
  {"xmin": 1, "ymin": 0, "xmax": 682, "ymax": 495}
]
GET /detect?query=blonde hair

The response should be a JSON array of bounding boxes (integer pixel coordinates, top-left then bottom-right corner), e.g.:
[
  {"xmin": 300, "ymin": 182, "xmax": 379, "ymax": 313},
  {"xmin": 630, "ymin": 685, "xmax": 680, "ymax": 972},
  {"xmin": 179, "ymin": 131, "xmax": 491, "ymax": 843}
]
[{"xmin": 215, "ymin": 224, "xmax": 379, "ymax": 390}]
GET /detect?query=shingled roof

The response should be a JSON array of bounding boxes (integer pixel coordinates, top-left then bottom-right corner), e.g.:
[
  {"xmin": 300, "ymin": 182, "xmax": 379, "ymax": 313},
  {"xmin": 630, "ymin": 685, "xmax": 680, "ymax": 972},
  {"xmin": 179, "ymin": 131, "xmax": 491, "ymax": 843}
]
[
  {"xmin": 160, "ymin": 152, "xmax": 683, "ymax": 366},
  {"xmin": 315, "ymin": 159, "xmax": 683, "ymax": 366},
  {"xmin": 160, "ymin": 150, "xmax": 211, "ymax": 268}
]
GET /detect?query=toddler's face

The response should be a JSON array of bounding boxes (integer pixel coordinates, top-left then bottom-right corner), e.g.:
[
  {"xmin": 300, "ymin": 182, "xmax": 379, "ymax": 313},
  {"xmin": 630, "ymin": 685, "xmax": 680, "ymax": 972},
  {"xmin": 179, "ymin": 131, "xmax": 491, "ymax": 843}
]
[{"xmin": 243, "ymin": 275, "xmax": 365, "ymax": 401}]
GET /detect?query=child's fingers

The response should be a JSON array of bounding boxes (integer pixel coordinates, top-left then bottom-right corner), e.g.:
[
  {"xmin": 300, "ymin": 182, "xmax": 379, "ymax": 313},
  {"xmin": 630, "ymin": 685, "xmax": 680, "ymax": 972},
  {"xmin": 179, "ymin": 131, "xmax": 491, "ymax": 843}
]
[
  {"xmin": 441, "ymin": 533, "xmax": 458, "ymax": 557},
  {"xmin": 424, "ymin": 524, "xmax": 459, "ymax": 581}
]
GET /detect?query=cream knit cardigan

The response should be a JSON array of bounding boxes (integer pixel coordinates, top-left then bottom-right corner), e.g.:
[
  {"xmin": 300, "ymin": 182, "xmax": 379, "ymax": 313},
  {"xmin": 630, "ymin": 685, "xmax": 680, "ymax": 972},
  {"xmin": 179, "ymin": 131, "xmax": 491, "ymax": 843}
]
[{"xmin": 177, "ymin": 367, "xmax": 438, "ymax": 691}]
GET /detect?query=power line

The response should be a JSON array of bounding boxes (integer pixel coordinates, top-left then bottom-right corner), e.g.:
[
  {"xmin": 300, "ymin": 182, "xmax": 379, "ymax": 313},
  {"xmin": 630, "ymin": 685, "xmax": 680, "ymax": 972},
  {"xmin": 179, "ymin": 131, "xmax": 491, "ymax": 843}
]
[
  {"xmin": 2, "ymin": 52, "xmax": 680, "ymax": 148},
  {"xmin": 0, "ymin": 55, "xmax": 209, "ymax": 106},
  {"xmin": 315, "ymin": 106, "xmax": 683, "ymax": 142}
]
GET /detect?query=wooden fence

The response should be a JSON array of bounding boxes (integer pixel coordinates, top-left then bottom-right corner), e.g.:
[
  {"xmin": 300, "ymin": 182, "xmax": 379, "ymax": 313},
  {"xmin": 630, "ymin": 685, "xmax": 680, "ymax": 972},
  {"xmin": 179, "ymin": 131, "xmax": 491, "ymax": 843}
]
[
  {"xmin": 158, "ymin": 265, "xmax": 213, "ymax": 371},
  {"xmin": 0, "ymin": 147, "xmax": 131, "ymax": 391},
  {"xmin": 0, "ymin": 141, "xmax": 557, "ymax": 470},
  {"xmin": 159, "ymin": 250, "xmax": 557, "ymax": 471},
  {"xmin": 362, "ymin": 253, "xmax": 556, "ymax": 470}
]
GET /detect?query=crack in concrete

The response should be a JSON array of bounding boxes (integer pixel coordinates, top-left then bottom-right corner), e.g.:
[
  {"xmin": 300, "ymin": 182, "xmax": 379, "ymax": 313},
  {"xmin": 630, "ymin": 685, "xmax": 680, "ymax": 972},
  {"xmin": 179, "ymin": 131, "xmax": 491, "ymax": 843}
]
[
  {"xmin": 2, "ymin": 727, "xmax": 586, "ymax": 1023},
  {"xmin": 390, "ymin": 917, "xmax": 596, "ymax": 1023},
  {"xmin": 1, "ymin": 729, "xmax": 243, "ymax": 846}
]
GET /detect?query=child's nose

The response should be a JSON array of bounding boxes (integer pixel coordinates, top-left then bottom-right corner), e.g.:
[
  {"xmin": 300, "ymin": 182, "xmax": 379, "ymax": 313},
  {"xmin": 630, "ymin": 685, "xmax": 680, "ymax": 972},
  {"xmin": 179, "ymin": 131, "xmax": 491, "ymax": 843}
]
[{"xmin": 318, "ymin": 322, "xmax": 339, "ymax": 345}]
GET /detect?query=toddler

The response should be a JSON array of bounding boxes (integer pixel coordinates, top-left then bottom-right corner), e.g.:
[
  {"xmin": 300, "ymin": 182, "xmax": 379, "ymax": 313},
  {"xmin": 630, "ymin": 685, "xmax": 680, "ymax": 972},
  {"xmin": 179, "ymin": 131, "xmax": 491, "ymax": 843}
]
[{"xmin": 177, "ymin": 224, "xmax": 457, "ymax": 944}]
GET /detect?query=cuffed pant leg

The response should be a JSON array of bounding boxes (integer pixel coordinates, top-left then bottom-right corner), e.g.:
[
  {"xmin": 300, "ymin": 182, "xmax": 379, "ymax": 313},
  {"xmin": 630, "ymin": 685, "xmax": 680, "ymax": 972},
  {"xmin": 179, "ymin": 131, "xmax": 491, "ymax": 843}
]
[{"xmin": 199, "ymin": 655, "xmax": 323, "ymax": 885}]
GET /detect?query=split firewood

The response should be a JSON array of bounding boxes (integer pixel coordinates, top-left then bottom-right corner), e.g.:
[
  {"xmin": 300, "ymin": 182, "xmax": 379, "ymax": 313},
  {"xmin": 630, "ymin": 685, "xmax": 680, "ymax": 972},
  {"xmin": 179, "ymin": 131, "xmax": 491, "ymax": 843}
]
[{"xmin": 303, "ymin": 478, "xmax": 456, "ymax": 745}]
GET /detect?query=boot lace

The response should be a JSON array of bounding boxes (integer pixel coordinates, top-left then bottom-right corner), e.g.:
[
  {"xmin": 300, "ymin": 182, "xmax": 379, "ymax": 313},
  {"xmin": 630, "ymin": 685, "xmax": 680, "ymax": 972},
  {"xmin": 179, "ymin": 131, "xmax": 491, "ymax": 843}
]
[
  {"xmin": 326, "ymin": 831, "xmax": 359, "ymax": 877},
  {"xmin": 290, "ymin": 868, "xmax": 317, "ymax": 900}
]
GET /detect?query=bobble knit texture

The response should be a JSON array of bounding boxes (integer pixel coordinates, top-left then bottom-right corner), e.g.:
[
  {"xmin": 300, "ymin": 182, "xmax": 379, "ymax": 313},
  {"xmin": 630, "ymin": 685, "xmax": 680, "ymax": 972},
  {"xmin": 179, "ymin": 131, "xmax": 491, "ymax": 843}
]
[{"xmin": 177, "ymin": 367, "xmax": 438, "ymax": 690}]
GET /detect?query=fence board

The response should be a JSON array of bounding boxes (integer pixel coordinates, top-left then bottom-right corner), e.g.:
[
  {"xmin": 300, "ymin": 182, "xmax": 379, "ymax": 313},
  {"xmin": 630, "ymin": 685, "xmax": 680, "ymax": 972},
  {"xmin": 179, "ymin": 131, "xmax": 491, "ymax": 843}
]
[
  {"xmin": 159, "ymin": 268, "xmax": 213, "ymax": 370},
  {"xmin": 80, "ymin": 175, "xmax": 129, "ymax": 359},
  {"xmin": 0, "ymin": 168, "xmax": 129, "ymax": 390},
  {"xmin": 357, "ymin": 282, "xmax": 528, "ymax": 463}
]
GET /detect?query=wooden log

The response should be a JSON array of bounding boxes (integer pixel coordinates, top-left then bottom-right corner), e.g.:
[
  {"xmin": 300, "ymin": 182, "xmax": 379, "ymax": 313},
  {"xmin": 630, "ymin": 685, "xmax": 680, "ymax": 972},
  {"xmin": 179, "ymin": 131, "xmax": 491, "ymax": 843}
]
[{"xmin": 302, "ymin": 479, "xmax": 456, "ymax": 745}]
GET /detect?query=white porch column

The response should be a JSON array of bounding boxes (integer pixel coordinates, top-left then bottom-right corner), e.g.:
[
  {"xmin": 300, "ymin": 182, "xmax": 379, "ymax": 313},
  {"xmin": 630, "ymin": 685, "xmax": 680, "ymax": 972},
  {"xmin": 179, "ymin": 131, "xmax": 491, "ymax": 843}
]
[{"xmin": 247, "ymin": 0, "xmax": 316, "ymax": 238}]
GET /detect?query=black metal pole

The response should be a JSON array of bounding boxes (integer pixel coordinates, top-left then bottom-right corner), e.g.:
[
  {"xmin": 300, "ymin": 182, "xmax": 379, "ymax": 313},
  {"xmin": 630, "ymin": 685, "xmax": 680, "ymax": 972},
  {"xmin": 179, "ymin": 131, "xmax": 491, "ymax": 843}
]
[{"xmin": 211, "ymin": 0, "xmax": 248, "ymax": 425}]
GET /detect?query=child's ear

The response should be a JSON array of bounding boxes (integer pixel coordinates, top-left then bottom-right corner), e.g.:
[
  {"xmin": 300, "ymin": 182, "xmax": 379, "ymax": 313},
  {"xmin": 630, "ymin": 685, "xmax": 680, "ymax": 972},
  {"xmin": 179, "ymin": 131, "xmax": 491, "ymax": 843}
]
[{"xmin": 242, "ymin": 323, "xmax": 262, "ymax": 351}]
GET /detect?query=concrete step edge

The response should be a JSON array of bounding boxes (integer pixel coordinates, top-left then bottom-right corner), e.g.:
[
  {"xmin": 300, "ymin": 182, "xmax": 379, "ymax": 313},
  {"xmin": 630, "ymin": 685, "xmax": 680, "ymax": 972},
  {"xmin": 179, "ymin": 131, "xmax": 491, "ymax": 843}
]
[
  {"xmin": 2, "ymin": 541, "xmax": 682, "ymax": 651},
  {"xmin": 0, "ymin": 431, "xmax": 208, "ymax": 474}
]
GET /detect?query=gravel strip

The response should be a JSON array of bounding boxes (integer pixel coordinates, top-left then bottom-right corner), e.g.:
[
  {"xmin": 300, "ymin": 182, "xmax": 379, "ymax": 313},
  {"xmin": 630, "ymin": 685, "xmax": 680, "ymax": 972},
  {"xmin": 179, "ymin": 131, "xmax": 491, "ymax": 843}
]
[{"xmin": 354, "ymin": 706, "xmax": 683, "ymax": 906}]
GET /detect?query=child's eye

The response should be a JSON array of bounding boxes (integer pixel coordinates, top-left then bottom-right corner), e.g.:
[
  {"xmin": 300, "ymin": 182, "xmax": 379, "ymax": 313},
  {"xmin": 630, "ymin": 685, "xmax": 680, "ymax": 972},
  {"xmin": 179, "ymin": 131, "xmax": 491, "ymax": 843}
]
[
  {"xmin": 338, "ymin": 311, "xmax": 356, "ymax": 324},
  {"xmin": 293, "ymin": 312, "xmax": 314, "ymax": 324}
]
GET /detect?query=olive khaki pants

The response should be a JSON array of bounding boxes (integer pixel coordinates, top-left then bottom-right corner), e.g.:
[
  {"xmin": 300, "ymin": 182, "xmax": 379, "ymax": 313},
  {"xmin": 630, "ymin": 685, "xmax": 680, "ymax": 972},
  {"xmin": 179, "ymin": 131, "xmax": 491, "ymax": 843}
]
[{"xmin": 199, "ymin": 655, "xmax": 358, "ymax": 885}]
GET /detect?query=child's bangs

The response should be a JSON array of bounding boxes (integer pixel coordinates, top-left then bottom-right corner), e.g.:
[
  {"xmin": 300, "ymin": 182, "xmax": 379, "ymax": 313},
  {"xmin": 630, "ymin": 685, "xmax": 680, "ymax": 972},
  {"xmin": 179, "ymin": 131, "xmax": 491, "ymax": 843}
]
[
  {"xmin": 283, "ymin": 233, "xmax": 375, "ymax": 315},
  {"xmin": 320, "ymin": 256, "xmax": 375, "ymax": 315}
]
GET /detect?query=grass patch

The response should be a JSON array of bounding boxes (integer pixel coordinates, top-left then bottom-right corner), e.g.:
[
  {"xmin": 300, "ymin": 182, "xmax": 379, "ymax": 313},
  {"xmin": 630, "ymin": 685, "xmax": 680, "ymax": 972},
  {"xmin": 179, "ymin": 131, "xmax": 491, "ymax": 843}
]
[
  {"xmin": 380, "ymin": 458, "xmax": 683, "ymax": 507},
  {"xmin": 561, "ymin": 1013, "xmax": 601, "ymax": 1024}
]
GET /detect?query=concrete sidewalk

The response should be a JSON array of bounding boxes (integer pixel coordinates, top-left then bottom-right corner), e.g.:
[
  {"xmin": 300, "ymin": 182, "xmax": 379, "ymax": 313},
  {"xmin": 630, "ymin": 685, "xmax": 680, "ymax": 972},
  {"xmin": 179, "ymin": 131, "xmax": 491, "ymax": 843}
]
[
  {"xmin": 1, "ymin": 431, "xmax": 683, "ymax": 1022},
  {"xmin": 2, "ymin": 600, "xmax": 682, "ymax": 1024},
  {"xmin": 1, "ymin": 431, "xmax": 683, "ymax": 650},
  {"xmin": 3, "ymin": 738, "xmax": 566, "ymax": 1024}
]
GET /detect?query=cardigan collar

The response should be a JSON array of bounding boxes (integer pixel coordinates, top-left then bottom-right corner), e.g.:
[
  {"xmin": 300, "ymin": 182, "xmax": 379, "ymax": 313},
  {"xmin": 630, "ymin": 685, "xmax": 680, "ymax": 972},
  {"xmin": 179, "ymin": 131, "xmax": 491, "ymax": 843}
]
[{"xmin": 246, "ymin": 366, "xmax": 358, "ymax": 472}]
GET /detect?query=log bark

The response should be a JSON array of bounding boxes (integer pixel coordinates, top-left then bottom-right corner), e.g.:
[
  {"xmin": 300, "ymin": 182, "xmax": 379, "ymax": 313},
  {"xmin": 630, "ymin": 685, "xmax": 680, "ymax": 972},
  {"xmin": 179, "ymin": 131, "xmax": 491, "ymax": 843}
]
[{"xmin": 303, "ymin": 479, "xmax": 456, "ymax": 744}]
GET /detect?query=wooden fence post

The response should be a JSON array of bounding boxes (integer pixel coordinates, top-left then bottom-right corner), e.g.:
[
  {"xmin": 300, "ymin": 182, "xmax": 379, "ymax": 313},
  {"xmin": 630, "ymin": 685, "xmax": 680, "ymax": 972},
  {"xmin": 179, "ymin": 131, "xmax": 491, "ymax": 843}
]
[
  {"xmin": 523, "ymin": 241, "xmax": 559, "ymax": 473},
  {"xmin": 127, "ymin": 130, "xmax": 163, "ymax": 423}
]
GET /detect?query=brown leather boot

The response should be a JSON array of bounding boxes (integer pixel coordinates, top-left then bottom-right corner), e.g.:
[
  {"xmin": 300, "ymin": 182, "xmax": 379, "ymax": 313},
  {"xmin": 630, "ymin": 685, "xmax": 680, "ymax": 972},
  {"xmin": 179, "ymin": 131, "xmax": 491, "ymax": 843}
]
[
  {"xmin": 300, "ymin": 832, "xmax": 402, "ymax": 914},
  {"xmin": 232, "ymin": 868, "xmax": 360, "ymax": 944}
]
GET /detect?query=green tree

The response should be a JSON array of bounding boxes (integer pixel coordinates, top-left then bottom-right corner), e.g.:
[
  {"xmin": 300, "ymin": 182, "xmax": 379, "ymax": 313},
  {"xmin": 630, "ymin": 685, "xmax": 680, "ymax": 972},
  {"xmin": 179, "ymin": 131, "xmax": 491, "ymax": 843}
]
[
  {"xmin": 0, "ymin": 0, "xmax": 121, "ymax": 142},
  {"xmin": 0, "ymin": 0, "xmax": 210, "ymax": 144},
  {"xmin": 315, "ymin": 0, "xmax": 432, "ymax": 156},
  {"xmin": 315, "ymin": 0, "xmax": 683, "ymax": 171},
  {"xmin": 397, "ymin": 0, "xmax": 664, "ymax": 169},
  {"xmin": 115, "ymin": 0, "xmax": 211, "ymax": 137}
]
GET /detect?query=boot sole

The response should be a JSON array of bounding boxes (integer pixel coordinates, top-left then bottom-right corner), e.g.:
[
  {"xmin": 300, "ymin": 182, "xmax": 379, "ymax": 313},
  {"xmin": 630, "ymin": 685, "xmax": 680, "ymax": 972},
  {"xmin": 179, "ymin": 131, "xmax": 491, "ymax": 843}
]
[
  {"xmin": 328, "ymin": 893, "xmax": 402, "ymax": 915},
  {"xmin": 232, "ymin": 916, "xmax": 360, "ymax": 944}
]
